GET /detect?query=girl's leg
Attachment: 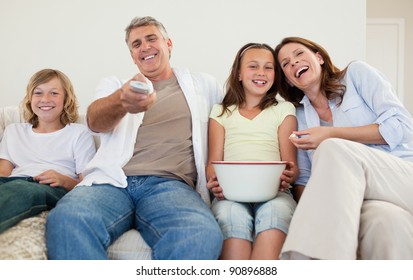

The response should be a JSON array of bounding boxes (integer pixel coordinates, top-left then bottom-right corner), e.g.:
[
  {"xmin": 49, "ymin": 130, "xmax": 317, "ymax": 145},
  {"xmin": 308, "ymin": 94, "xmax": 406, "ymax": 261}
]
[
  {"xmin": 253, "ymin": 191, "xmax": 296, "ymax": 259},
  {"xmin": 252, "ymin": 229, "xmax": 286, "ymax": 260},
  {"xmin": 211, "ymin": 198, "xmax": 253, "ymax": 260},
  {"xmin": 221, "ymin": 238, "xmax": 252, "ymax": 260}
]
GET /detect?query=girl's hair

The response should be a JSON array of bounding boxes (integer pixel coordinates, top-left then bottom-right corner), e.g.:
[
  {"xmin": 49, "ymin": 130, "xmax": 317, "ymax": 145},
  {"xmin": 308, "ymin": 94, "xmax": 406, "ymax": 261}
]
[
  {"xmin": 220, "ymin": 43, "xmax": 278, "ymax": 116},
  {"xmin": 274, "ymin": 37, "xmax": 348, "ymax": 107},
  {"xmin": 22, "ymin": 69, "xmax": 79, "ymax": 126}
]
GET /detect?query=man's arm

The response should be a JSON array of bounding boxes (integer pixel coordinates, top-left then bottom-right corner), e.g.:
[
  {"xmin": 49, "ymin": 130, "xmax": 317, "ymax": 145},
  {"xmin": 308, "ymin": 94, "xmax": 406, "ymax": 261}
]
[
  {"xmin": 87, "ymin": 74, "xmax": 157, "ymax": 133},
  {"xmin": 87, "ymin": 89, "xmax": 127, "ymax": 133}
]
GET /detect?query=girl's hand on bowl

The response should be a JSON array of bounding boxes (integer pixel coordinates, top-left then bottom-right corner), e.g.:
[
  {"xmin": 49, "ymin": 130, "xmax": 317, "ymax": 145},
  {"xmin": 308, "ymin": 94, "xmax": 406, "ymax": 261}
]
[
  {"xmin": 207, "ymin": 175, "xmax": 225, "ymax": 200},
  {"xmin": 280, "ymin": 161, "xmax": 296, "ymax": 191}
]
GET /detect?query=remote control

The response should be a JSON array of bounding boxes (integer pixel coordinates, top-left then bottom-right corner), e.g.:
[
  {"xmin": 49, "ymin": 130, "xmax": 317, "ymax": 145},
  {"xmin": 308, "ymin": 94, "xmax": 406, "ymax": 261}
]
[{"xmin": 129, "ymin": 80, "xmax": 153, "ymax": 95}]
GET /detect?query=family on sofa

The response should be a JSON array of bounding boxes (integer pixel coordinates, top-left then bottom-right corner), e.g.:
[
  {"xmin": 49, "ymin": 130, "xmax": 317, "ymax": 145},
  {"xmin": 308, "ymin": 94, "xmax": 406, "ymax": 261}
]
[{"xmin": 1, "ymin": 16, "xmax": 412, "ymax": 260}]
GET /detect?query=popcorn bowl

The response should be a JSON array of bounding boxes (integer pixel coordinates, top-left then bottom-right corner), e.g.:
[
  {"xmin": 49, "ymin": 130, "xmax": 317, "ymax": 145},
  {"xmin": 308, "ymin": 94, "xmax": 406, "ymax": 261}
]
[{"xmin": 211, "ymin": 161, "xmax": 287, "ymax": 202}]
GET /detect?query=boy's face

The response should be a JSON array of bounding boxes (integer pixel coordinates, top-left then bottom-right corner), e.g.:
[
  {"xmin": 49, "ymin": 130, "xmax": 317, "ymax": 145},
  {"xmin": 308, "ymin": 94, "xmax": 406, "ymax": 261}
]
[{"xmin": 31, "ymin": 77, "xmax": 65, "ymax": 127}]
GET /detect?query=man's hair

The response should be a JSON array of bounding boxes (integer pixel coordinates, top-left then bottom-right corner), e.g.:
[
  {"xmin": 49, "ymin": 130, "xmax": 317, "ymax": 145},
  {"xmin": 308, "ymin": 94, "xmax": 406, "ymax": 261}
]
[{"xmin": 125, "ymin": 16, "xmax": 169, "ymax": 44}]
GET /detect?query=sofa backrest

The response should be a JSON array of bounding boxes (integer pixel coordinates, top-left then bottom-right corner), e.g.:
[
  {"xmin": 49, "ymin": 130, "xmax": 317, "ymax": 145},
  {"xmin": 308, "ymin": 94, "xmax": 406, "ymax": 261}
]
[{"xmin": 0, "ymin": 106, "xmax": 24, "ymax": 140}]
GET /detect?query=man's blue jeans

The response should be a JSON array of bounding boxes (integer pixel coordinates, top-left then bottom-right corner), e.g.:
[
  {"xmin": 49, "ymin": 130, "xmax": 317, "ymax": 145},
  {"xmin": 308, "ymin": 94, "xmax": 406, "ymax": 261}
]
[
  {"xmin": 46, "ymin": 176, "xmax": 223, "ymax": 259},
  {"xmin": 0, "ymin": 177, "xmax": 66, "ymax": 233}
]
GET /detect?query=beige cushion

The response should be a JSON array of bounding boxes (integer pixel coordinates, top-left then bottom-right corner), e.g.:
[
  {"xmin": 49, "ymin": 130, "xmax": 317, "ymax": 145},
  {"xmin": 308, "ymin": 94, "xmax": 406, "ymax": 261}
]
[{"xmin": 0, "ymin": 212, "xmax": 48, "ymax": 260}]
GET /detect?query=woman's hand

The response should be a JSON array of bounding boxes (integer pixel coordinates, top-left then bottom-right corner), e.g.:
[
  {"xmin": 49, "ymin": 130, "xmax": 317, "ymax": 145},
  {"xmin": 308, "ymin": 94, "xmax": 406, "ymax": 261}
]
[
  {"xmin": 289, "ymin": 127, "xmax": 332, "ymax": 150},
  {"xmin": 207, "ymin": 175, "xmax": 225, "ymax": 200}
]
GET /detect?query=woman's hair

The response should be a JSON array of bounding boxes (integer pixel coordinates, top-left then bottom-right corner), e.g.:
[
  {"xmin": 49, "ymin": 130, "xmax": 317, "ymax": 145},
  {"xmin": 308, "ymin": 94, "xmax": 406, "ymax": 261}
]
[
  {"xmin": 274, "ymin": 37, "xmax": 348, "ymax": 107},
  {"xmin": 22, "ymin": 68, "xmax": 79, "ymax": 126},
  {"xmin": 220, "ymin": 43, "xmax": 278, "ymax": 116}
]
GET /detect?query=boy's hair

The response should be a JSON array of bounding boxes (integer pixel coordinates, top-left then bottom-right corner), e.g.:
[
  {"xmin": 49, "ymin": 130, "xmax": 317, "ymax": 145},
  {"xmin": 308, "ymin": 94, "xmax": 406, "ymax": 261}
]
[{"xmin": 23, "ymin": 68, "xmax": 79, "ymax": 126}]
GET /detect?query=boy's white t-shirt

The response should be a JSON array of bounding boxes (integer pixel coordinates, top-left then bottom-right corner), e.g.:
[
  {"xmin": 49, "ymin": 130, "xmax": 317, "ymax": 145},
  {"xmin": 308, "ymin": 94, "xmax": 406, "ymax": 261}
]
[{"xmin": 0, "ymin": 123, "xmax": 96, "ymax": 178}]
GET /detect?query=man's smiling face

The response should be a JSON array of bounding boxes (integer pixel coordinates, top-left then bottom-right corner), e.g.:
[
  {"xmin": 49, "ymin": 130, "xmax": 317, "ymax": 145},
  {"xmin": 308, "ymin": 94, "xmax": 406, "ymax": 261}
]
[{"xmin": 127, "ymin": 25, "xmax": 173, "ymax": 81}]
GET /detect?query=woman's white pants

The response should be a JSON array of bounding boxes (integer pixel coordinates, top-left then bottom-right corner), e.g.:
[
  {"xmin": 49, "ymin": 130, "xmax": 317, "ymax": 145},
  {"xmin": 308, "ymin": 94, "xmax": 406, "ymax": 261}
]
[{"xmin": 281, "ymin": 138, "xmax": 413, "ymax": 259}]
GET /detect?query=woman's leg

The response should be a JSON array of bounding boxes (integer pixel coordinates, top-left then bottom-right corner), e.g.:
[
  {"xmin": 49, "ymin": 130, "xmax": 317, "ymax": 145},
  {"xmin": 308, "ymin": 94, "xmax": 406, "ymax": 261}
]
[
  {"xmin": 358, "ymin": 200, "xmax": 413, "ymax": 259},
  {"xmin": 282, "ymin": 138, "xmax": 413, "ymax": 259}
]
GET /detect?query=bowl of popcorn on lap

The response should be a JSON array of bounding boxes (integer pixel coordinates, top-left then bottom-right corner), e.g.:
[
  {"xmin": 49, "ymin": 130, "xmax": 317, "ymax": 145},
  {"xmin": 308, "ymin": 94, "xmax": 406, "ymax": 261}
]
[{"xmin": 211, "ymin": 161, "xmax": 287, "ymax": 202}]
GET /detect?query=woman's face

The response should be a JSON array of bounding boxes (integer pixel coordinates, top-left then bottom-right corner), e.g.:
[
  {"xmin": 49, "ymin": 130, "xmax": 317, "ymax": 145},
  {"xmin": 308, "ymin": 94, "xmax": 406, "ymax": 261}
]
[
  {"xmin": 278, "ymin": 42, "xmax": 324, "ymax": 92},
  {"xmin": 239, "ymin": 48, "xmax": 275, "ymax": 97}
]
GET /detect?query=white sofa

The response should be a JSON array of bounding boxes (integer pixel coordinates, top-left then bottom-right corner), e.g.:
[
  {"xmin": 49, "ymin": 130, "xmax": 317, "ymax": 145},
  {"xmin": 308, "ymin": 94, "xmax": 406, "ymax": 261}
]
[
  {"xmin": 1, "ymin": 106, "xmax": 412, "ymax": 259},
  {"xmin": 0, "ymin": 106, "xmax": 152, "ymax": 260}
]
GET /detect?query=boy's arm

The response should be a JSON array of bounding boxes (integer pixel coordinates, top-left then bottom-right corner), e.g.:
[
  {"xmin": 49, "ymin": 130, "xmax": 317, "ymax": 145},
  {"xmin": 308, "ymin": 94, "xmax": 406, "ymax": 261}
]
[
  {"xmin": 33, "ymin": 171, "xmax": 82, "ymax": 192},
  {"xmin": 0, "ymin": 159, "xmax": 13, "ymax": 177}
]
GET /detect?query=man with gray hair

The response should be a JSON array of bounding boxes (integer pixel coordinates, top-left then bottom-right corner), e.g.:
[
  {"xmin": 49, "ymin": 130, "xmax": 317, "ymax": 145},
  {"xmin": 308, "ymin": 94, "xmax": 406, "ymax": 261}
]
[{"xmin": 46, "ymin": 16, "xmax": 224, "ymax": 260}]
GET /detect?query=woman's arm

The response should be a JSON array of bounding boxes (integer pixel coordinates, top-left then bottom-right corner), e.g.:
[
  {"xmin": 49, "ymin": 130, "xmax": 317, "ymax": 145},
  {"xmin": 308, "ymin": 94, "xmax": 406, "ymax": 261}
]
[
  {"xmin": 292, "ymin": 124, "xmax": 386, "ymax": 150},
  {"xmin": 293, "ymin": 61, "xmax": 413, "ymax": 150},
  {"xmin": 348, "ymin": 61, "xmax": 413, "ymax": 147}
]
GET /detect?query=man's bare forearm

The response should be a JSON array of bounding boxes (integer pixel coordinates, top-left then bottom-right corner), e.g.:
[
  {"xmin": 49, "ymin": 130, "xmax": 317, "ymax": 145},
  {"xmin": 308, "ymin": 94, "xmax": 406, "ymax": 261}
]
[{"xmin": 87, "ymin": 89, "xmax": 127, "ymax": 133}]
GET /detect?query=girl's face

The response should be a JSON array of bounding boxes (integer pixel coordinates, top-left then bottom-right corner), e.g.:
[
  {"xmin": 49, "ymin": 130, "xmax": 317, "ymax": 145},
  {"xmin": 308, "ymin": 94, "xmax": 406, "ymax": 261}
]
[
  {"xmin": 239, "ymin": 48, "xmax": 275, "ymax": 97},
  {"xmin": 31, "ymin": 77, "xmax": 65, "ymax": 127},
  {"xmin": 277, "ymin": 42, "xmax": 324, "ymax": 92}
]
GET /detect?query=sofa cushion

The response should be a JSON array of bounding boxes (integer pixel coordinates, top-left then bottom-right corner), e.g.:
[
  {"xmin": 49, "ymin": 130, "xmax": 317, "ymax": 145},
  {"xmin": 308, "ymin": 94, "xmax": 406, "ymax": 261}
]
[
  {"xmin": 107, "ymin": 229, "xmax": 152, "ymax": 260},
  {"xmin": 0, "ymin": 211, "xmax": 48, "ymax": 259}
]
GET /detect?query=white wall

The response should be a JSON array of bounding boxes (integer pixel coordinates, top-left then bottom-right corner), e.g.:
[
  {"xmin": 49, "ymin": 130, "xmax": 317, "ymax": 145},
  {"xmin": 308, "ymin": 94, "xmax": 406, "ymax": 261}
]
[
  {"xmin": 367, "ymin": 0, "xmax": 413, "ymax": 114},
  {"xmin": 0, "ymin": 0, "xmax": 365, "ymax": 113}
]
